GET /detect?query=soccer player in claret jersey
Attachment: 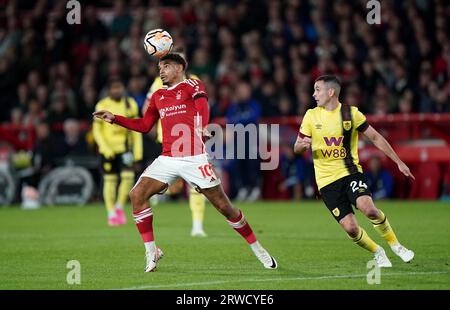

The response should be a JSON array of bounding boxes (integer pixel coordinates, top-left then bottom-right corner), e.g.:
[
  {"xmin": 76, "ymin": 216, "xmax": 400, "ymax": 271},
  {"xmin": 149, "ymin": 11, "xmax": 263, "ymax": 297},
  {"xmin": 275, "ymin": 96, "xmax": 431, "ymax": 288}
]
[
  {"xmin": 294, "ymin": 75, "xmax": 415, "ymax": 267},
  {"xmin": 145, "ymin": 67, "xmax": 208, "ymax": 237},
  {"xmin": 93, "ymin": 53, "xmax": 277, "ymax": 272}
]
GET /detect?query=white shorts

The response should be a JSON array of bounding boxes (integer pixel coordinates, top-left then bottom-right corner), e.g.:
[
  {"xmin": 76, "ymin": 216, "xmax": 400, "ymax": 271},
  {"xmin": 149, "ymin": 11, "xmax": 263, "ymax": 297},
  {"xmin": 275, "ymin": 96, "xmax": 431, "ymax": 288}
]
[{"xmin": 140, "ymin": 153, "xmax": 221, "ymax": 189}]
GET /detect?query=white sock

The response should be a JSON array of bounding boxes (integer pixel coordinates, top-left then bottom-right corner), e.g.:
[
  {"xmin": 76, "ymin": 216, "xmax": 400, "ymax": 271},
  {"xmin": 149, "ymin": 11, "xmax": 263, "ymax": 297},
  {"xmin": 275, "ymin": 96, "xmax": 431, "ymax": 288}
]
[
  {"xmin": 144, "ymin": 241, "xmax": 156, "ymax": 253},
  {"xmin": 250, "ymin": 241, "xmax": 262, "ymax": 253},
  {"xmin": 107, "ymin": 210, "xmax": 116, "ymax": 218},
  {"xmin": 192, "ymin": 220, "xmax": 203, "ymax": 232},
  {"xmin": 115, "ymin": 203, "xmax": 123, "ymax": 210}
]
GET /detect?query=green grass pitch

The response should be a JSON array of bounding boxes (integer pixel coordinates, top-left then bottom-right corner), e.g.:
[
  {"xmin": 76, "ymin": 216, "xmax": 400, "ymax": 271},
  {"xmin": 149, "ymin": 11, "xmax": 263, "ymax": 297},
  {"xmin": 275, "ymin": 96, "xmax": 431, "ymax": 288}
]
[{"xmin": 0, "ymin": 201, "xmax": 449, "ymax": 290}]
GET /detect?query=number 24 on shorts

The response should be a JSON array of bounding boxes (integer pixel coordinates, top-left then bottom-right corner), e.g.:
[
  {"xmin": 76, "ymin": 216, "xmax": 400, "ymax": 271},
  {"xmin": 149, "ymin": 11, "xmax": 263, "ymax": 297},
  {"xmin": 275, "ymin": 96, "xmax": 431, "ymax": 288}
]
[{"xmin": 350, "ymin": 180, "xmax": 368, "ymax": 193}]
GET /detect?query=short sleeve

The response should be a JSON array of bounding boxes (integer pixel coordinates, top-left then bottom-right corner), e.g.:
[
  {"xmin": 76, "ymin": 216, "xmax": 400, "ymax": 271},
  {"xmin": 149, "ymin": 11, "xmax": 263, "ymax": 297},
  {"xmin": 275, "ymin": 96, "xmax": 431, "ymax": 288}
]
[
  {"xmin": 299, "ymin": 110, "xmax": 312, "ymax": 138},
  {"xmin": 352, "ymin": 107, "xmax": 369, "ymax": 132},
  {"xmin": 186, "ymin": 79, "xmax": 208, "ymax": 100}
]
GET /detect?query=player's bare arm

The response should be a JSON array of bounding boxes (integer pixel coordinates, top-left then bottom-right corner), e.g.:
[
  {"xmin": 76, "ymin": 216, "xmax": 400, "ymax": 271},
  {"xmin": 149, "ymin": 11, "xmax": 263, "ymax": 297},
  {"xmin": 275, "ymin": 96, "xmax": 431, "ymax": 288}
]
[
  {"xmin": 362, "ymin": 125, "xmax": 415, "ymax": 180},
  {"xmin": 294, "ymin": 136, "xmax": 312, "ymax": 155}
]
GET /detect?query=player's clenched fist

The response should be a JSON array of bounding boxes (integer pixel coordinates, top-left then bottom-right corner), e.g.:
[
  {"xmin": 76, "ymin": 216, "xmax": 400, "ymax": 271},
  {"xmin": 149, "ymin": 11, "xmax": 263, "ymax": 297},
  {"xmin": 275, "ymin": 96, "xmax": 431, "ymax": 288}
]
[
  {"xmin": 294, "ymin": 136, "xmax": 312, "ymax": 154},
  {"xmin": 93, "ymin": 110, "xmax": 115, "ymax": 123}
]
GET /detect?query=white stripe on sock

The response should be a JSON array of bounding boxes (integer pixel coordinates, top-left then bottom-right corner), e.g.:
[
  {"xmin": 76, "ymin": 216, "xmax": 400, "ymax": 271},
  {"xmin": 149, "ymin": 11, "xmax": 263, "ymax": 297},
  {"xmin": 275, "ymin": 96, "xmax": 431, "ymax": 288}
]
[
  {"xmin": 135, "ymin": 208, "xmax": 152, "ymax": 215},
  {"xmin": 134, "ymin": 214, "xmax": 152, "ymax": 223},
  {"xmin": 227, "ymin": 214, "xmax": 246, "ymax": 229}
]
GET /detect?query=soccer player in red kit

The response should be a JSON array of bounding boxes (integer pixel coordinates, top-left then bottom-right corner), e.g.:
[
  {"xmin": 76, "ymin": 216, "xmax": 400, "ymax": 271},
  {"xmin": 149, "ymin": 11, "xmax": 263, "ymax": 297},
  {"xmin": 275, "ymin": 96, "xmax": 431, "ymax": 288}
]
[{"xmin": 93, "ymin": 53, "xmax": 277, "ymax": 272}]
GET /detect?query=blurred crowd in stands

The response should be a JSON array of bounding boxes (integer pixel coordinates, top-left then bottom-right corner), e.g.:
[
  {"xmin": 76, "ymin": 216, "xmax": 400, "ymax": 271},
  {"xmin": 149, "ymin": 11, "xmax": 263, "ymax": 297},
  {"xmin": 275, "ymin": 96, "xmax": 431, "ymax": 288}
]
[{"xmin": 0, "ymin": 0, "xmax": 449, "ymax": 201}]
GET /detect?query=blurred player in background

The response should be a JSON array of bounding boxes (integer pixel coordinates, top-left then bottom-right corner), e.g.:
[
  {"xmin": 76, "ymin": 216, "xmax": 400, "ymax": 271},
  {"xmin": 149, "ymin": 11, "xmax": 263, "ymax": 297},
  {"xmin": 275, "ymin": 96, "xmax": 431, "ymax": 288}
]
[
  {"xmin": 295, "ymin": 75, "xmax": 415, "ymax": 267},
  {"xmin": 144, "ymin": 53, "xmax": 207, "ymax": 237},
  {"xmin": 93, "ymin": 79, "xmax": 143, "ymax": 226},
  {"xmin": 94, "ymin": 53, "xmax": 277, "ymax": 272}
]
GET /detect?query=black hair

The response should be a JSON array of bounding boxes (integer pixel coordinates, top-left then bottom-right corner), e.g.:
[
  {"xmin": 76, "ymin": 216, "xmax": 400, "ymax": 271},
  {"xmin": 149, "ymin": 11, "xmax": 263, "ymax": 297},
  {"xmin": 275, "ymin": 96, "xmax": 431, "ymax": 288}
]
[
  {"xmin": 314, "ymin": 74, "xmax": 341, "ymax": 85},
  {"xmin": 159, "ymin": 53, "xmax": 188, "ymax": 70},
  {"xmin": 314, "ymin": 74, "xmax": 341, "ymax": 96}
]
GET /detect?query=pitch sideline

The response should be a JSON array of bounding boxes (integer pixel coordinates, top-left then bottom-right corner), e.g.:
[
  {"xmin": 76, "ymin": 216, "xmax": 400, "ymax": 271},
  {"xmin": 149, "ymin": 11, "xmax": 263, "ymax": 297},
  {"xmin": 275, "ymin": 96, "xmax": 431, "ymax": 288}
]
[{"xmin": 114, "ymin": 271, "xmax": 447, "ymax": 290}]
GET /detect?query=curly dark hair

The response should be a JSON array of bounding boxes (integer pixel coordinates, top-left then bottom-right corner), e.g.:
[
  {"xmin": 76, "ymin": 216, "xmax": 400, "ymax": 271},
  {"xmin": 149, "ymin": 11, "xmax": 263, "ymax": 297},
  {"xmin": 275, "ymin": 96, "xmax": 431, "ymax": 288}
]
[{"xmin": 159, "ymin": 53, "xmax": 188, "ymax": 71}]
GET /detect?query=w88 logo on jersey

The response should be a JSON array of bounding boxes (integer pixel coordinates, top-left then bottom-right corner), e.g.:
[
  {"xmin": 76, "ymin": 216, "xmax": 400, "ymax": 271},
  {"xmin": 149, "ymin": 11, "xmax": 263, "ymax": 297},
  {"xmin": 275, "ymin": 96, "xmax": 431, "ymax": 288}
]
[{"xmin": 321, "ymin": 148, "xmax": 347, "ymax": 158}]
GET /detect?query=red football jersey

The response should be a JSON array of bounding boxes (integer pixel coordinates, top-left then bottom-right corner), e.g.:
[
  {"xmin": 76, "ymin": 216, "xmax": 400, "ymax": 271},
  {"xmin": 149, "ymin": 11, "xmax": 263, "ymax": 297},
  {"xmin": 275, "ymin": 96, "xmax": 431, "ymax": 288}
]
[
  {"xmin": 146, "ymin": 79, "xmax": 208, "ymax": 157},
  {"xmin": 113, "ymin": 79, "xmax": 209, "ymax": 157}
]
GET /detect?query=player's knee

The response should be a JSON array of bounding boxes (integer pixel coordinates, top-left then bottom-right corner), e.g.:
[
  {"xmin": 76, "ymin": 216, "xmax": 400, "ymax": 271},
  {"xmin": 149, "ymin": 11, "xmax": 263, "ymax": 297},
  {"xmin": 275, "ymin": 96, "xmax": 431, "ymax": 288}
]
[
  {"xmin": 343, "ymin": 222, "xmax": 360, "ymax": 238},
  {"xmin": 357, "ymin": 195, "xmax": 374, "ymax": 210},
  {"xmin": 129, "ymin": 189, "xmax": 137, "ymax": 203},
  {"xmin": 129, "ymin": 187, "xmax": 144, "ymax": 205}
]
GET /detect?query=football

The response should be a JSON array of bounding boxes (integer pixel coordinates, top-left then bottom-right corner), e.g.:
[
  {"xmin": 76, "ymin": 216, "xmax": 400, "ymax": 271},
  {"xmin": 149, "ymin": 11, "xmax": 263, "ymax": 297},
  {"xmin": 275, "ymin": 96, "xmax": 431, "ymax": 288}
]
[{"xmin": 143, "ymin": 29, "xmax": 173, "ymax": 57}]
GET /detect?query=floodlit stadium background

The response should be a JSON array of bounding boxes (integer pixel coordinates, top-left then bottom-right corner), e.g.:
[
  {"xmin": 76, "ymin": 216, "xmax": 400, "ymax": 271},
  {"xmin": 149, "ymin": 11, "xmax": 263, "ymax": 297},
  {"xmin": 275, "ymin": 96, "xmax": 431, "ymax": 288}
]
[{"xmin": 0, "ymin": 0, "xmax": 449, "ymax": 205}]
